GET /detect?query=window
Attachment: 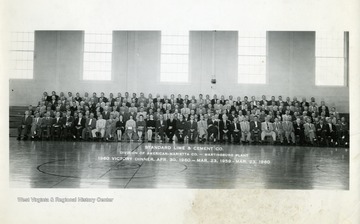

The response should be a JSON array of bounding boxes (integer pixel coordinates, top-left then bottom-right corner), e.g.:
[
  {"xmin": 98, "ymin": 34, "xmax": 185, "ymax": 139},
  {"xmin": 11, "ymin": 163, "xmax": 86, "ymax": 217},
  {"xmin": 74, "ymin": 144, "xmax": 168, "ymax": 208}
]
[
  {"xmin": 315, "ymin": 32, "xmax": 347, "ymax": 86},
  {"xmin": 9, "ymin": 32, "xmax": 34, "ymax": 79},
  {"xmin": 160, "ymin": 31, "xmax": 189, "ymax": 82},
  {"xmin": 238, "ymin": 32, "xmax": 266, "ymax": 84},
  {"xmin": 83, "ymin": 32, "xmax": 112, "ymax": 80}
]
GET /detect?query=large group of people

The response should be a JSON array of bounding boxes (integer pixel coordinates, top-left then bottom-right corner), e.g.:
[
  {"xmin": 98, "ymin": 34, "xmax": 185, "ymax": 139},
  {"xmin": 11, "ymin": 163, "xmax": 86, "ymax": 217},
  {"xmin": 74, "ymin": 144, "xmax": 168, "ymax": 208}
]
[{"xmin": 16, "ymin": 91, "xmax": 349, "ymax": 147}]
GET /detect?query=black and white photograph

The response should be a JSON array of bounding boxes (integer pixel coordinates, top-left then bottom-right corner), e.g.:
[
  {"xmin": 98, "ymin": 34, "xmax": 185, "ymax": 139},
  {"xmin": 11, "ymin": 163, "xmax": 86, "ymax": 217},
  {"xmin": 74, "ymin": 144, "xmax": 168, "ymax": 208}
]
[
  {"xmin": 8, "ymin": 30, "xmax": 350, "ymax": 190},
  {"xmin": 1, "ymin": 0, "xmax": 359, "ymax": 223}
]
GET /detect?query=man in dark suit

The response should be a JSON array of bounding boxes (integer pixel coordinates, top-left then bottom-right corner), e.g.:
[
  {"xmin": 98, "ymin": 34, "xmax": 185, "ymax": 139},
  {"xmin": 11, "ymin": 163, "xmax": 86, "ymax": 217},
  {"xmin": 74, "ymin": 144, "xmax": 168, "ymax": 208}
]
[
  {"xmin": 293, "ymin": 117, "xmax": 305, "ymax": 145},
  {"xmin": 326, "ymin": 117, "xmax": 337, "ymax": 145},
  {"xmin": 207, "ymin": 114, "xmax": 219, "ymax": 143},
  {"xmin": 156, "ymin": 114, "xmax": 167, "ymax": 142},
  {"xmin": 231, "ymin": 117, "xmax": 241, "ymax": 144},
  {"xmin": 99, "ymin": 92, "xmax": 108, "ymax": 103},
  {"xmin": 51, "ymin": 112, "xmax": 64, "ymax": 139},
  {"xmin": 73, "ymin": 112, "xmax": 86, "ymax": 140},
  {"xmin": 17, "ymin": 110, "xmax": 33, "ymax": 140},
  {"xmin": 211, "ymin": 94, "xmax": 218, "ymax": 106},
  {"xmin": 187, "ymin": 115, "xmax": 198, "ymax": 143},
  {"xmin": 219, "ymin": 114, "xmax": 231, "ymax": 143},
  {"xmin": 316, "ymin": 119, "xmax": 328, "ymax": 146},
  {"xmin": 82, "ymin": 112, "xmax": 97, "ymax": 140},
  {"xmin": 175, "ymin": 115, "xmax": 187, "ymax": 143},
  {"xmin": 74, "ymin": 92, "xmax": 83, "ymax": 102},
  {"xmin": 176, "ymin": 94, "xmax": 183, "ymax": 106},
  {"xmin": 62, "ymin": 111, "xmax": 74, "ymax": 140},
  {"xmin": 250, "ymin": 115, "xmax": 261, "ymax": 143},
  {"xmin": 102, "ymin": 106, "xmax": 111, "ymax": 120},
  {"xmin": 166, "ymin": 114, "xmax": 177, "ymax": 142}
]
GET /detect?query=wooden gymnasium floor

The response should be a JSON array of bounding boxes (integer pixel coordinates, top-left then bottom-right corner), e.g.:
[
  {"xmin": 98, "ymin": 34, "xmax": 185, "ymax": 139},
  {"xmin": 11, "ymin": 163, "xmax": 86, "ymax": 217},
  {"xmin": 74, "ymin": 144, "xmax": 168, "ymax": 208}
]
[{"xmin": 9, "ymin": 137, "xmax": 349, "ymax": 189}]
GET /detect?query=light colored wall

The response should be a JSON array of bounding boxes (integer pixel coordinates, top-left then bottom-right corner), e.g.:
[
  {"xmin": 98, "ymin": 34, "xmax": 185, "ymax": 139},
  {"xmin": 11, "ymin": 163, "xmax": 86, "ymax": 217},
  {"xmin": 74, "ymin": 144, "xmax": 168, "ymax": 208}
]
[{"xmin": 9, "ymin": 30, "xmax": 349, "ymax": 112}]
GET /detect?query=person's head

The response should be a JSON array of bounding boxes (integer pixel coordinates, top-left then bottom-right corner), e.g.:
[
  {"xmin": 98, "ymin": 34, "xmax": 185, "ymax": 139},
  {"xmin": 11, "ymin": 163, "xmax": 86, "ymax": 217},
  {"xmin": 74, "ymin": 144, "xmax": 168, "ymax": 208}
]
[
  {"xmin": 254, "ymin": 115, "xmax": 258, "ymax": 121},
  {"xmin": 149, "ymin": 114, "xmax": 154, "ymax": 120},
  {"xmin": 179, "ymin": 115, "xmax": 183, "ymax": 121},
  {"xmin": 204, "ymin": 113, "xmax": 209, "ymax": 119},
  {"xmin": 190, "ymin": 115, "xmax": 194, "ymax": 121},
  {"xmin": 296, "ymin": 117, "xmax": 301, "ymax": 123},
  {"xmin": 129, "ymin": 115, "xmax": 133, "ymax": 120},
  {"xmin": 341, "ymin": 117, "xmax": 346, "ymax": 122},
  {"xmin": 139, "ymin": 115, "xmax": 143, "ymax": 121},
  {"xmin": 319, "ymin": 119, "xmax": 324, "ymax": 124},
  {"xmin": 306, "ymin": 117, "xmax": 311, "ymax": 123},
  {"xmin": 55, "ymin": 112, "xmax": 60, "ymax": 117},
  {"xmin": 78, "ymin": 113, "xmax": 83, "ymax": 118},
  {"xmin": 89, "ymin": 113, "xmax": 94, "ymax": 119}
]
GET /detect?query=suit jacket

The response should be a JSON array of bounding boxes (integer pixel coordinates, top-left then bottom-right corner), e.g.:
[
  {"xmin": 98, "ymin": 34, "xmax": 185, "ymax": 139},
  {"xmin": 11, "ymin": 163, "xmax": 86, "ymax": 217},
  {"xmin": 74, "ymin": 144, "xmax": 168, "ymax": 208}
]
[
  {"xmin": 64, "ymin": 116, "xmax": 74, "ymax": 127},
  {"xmin": 327, "ymin": 123, "xmax": 337, "ymax": 134},
  {"xmin": 176, "ymin": 120, "xmax": 187, "ymax": 131},
  {"xmin": 99, "ymin": 96, "xmax": 108, "ymax": 103},
  {"xmin": 304, "ymin": 123, "xmax": 316, "ymax": 135},
  {"xmin": 74, "ymin": 117, "xmax": 86, "ymax": 128},
  {"xmin": 282, "ymin": 121, "xmax": 294, "ymax": 132},
  {"xmin": 293, "ymin": 122, "xmax": 304, "ymax": 135},
  {"xmin": 85, "ymin": 118, "xmax": 97, "ymax": 129},
  {"xmin": 102, "ymin": 111, "xmax": 111, "ymax": 120},
  {"xmin": 231, "ymin": 122, "xmax": 241, "ymax": 133},
  {"xmin": 188, "ymin": 120, "xmax": 198, "ymax": 131},
  {"xmin": 32, "ymin": 117, "xmax": 43, "ymax": 127},
  {"xmin": 316, "ymin": 123, "xmax": 327, "ymax": 135},
  {"xmin": 219, "ymin": 120, "xmax": 231, "ymax": 131},
  {"xmin": 156, "ymin": 119, "xmax": 167, "ymax": 131},
  {"xmin": 21, "ymin": 115, "xmax": 33, "ymax": 126},
  {"xmin": 273, "ymin": 121, "xmax": 283, "ymax": 132},
  {"xmin": 240, "ymin": 121, "xmax": 250, "ymax": 132},
  {"xmin": 261, "ymin": 122, "xmax": 274, "ymax": 132},
  {"xmin": 52, "ymin": 117, "xmax": 64, "ymax": 127},
  {"xmin": 250, "ymin": 121, "xmax": 261, "ymax": 132},
  {"xmin": 41, "ymin": 117, "xmax": 53, "ymax": 127},
  {"xmin": 166, "ymin": 119, "xmax": 177, "ymax": 131}
]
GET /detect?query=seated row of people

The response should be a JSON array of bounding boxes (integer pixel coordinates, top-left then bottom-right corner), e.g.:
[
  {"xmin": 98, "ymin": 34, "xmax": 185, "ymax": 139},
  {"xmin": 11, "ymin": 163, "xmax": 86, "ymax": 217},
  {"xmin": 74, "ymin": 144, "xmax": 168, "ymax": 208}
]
[{"xmin": 17, "ymin": 108, "xmax": 349, "ymax": 147}]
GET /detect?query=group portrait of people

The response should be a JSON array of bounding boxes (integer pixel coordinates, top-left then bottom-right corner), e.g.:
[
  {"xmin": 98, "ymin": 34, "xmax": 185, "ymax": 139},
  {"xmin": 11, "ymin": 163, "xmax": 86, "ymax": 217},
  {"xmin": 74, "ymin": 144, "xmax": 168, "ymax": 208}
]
[{"xmin": 16, "ymin": 91, "xmax": 349, "ymax": 147}]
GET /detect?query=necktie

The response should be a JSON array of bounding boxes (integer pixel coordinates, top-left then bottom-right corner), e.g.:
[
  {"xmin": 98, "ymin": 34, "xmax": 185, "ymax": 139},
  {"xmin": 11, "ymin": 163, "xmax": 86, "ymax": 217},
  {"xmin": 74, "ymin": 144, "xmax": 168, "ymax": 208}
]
[
  {"xmin": 89, "ymin": 119, "xmax": 92, "ymax": 125},
  {"xmin": 78, "ymin": 118, "xmax": 81, "ymax": 125},
  {"xmin": 224, "ymin": 121, "xmax": 227, "ymax": 129},
  {"xmin": 235, "ymin": 124, "xmax": 237, "ymax": 130},
  {"xmin": 267, "ymin": 123, "xmax": 269, "ymax": 130}
]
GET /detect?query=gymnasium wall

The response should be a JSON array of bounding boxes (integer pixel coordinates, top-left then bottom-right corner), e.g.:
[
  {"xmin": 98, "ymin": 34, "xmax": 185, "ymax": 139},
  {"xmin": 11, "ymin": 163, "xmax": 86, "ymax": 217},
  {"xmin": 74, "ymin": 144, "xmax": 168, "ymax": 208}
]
[{"xmin": 9, "ymin": 30, "xmax": 349, "ymax": 112}]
